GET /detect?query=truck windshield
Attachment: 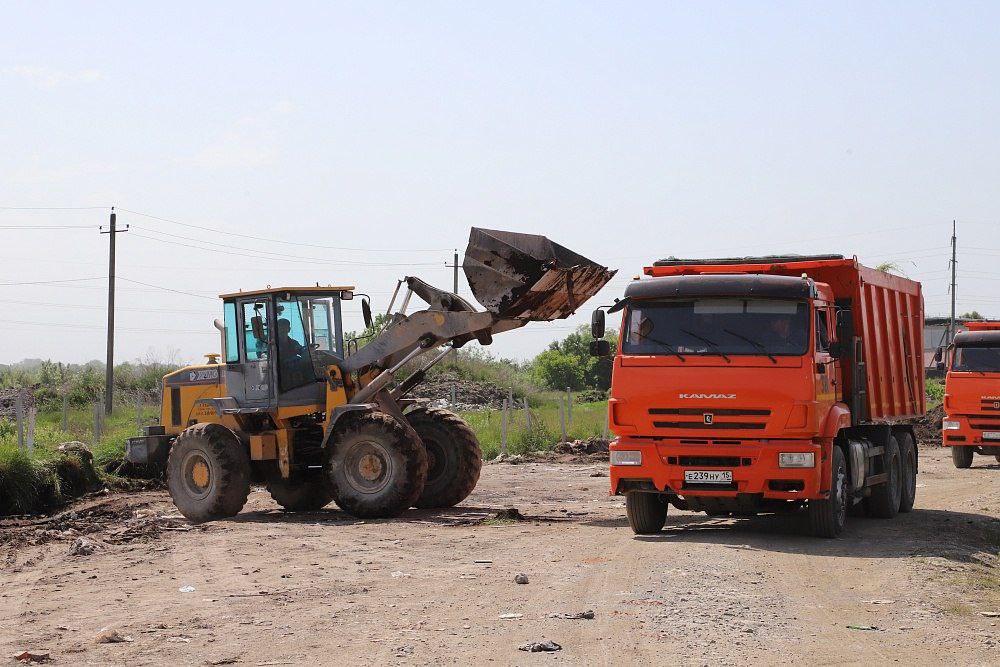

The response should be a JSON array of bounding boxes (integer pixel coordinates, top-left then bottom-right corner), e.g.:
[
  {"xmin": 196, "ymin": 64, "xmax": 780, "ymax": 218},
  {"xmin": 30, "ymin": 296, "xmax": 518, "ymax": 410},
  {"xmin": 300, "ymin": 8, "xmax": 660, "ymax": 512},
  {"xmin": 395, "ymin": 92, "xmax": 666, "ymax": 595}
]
[
  {"xmin": 952, "ymin": 346, "xmax": 1000, "ymax": 372},
  {"xmin": 622, "ymin": 298, "xmax": 810, "ymax": 357}
]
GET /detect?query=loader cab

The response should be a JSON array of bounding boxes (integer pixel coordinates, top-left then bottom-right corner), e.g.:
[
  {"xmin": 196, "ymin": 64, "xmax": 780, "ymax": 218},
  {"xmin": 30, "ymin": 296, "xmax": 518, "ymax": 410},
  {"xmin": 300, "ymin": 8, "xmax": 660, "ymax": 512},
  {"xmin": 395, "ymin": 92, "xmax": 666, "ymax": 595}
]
[{"xmin": 219, "ymin": 286, "xmax": 351, "ymax": 408}]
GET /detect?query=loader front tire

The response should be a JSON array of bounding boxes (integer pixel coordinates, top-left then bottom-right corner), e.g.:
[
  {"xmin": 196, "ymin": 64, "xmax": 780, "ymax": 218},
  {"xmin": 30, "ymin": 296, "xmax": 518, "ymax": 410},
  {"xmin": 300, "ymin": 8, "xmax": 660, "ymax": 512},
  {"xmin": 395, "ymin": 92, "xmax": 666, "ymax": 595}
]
[
  {"xmin": 405, "ymin": 407, "xmax": 482, "ymax": 509},
  {"xmin": 266, "ymin": 471, "xmax": 334, "ymax": 512},
  {"xmin": 326, "ymin": 412, "xmax": 428, "ymax": 519},
  {"xmin": 167, "ymin": 423, "xmax": 251, "ymax": 523}
]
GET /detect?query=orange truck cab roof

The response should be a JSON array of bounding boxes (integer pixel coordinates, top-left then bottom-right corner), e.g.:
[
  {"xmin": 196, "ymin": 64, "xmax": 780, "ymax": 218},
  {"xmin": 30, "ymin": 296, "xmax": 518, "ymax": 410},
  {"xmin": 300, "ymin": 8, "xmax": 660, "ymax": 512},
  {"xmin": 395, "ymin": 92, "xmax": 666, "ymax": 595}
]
[{"xmin": 964, "ymin": 321, "xmax": 1000, "ymax": 332}]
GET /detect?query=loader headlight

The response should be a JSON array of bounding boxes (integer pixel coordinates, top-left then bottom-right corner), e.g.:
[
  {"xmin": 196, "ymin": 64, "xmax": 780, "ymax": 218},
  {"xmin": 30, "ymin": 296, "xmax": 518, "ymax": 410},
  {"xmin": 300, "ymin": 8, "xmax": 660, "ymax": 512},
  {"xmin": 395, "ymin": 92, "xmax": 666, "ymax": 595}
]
[
  {"xmin": 610, "ymin": 450, "xmax": 642, "ymax": 466},
  {"xmin": 942, "ymin": 420, "xmax": 961, "ymax": 430},
  {"xmin": 778, "ymin": 452, "xmax": 815, "ymax": 468}
]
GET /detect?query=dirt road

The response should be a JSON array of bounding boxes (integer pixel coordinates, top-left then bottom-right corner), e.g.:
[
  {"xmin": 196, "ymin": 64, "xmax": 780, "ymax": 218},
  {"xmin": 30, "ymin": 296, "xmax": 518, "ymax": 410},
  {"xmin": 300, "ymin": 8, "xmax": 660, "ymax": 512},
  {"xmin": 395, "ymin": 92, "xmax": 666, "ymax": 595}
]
[{"xmin": 2, "ymin": 446, "xmax": 997, "ymax": 666}]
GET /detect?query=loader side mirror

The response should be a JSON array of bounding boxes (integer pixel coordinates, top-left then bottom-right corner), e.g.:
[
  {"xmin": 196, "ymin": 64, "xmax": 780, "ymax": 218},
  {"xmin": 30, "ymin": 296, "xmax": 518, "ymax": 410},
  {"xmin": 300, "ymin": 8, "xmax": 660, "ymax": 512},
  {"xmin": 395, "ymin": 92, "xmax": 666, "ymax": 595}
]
[
  {"xmin": 589, "ymin": 339, "xmax": 611, "ymax": 357},
  {"xmin": 361, "ymin": 298, "xmax": 373, "ymax": 330},
  {"xmin": 591, "ymin": 309, "xmax": 605, "ymax": 339},
  {"xmin": 250, "ymin": 315, "xmax": 267, "ymax": 343}
]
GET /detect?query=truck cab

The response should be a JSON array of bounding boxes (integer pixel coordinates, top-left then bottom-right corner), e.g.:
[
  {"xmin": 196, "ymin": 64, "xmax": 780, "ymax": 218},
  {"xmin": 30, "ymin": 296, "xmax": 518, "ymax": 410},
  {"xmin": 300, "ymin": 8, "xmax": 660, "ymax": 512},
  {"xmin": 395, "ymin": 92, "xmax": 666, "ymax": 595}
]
[
  {"xmin": 597, "ymin": 255, "xmax": 924, "ymax": 537},
  {"xmin": 942, "ymin": 321, "xmax": 1000, "ymax": 467}
]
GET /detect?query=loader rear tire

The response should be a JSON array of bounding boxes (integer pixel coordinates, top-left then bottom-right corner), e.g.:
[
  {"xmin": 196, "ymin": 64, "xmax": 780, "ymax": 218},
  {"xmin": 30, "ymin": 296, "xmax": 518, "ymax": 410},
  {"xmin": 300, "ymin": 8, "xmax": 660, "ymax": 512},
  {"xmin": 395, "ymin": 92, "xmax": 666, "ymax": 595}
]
[
  {"xmin": 326, "ymin": 412, "xmax": 428, "ymax": 519},
  {"xmin": 865, "ymin": 436, "xmax": 901, "ymax": 519},
  {"xmin": 952, "ymin": 445, "xmax": 973, "ymax": 469},
  {"xmin": 167, "ymin": 423, "xmax": 251, "ymax": 523},
  {"xmin": 266, "ymin": 472, "xmax": 333, "ymax": 512},
  {"xmin": 808, "ymin": 446, "xmax": 847, "ymax": 538},
  {"xmin": 625, "ymin": 492, "xmax": 668, "ymax": 534},
  {"xmin": 897, "ymin": 432, "xmax": 917, "ymax": 513},
  {"xmin": 405, "ymin": 407, "xmax": 482, "ymax": 509}
]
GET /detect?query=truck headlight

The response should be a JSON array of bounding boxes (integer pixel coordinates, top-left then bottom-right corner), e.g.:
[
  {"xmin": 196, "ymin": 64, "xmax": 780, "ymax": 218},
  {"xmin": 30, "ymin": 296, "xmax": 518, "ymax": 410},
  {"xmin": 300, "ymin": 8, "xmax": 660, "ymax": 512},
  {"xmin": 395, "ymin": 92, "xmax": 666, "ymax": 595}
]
[
  {"xmin": 778, "ymin": 452, "xmax": 815, "ymax": 468},
  {"xmin": 610, "ymin": 450, "xmax": 642, "ymax": 466},
  {"xmin": 942, "ymin": 420, "xmax": 960, "ymax": 430}
]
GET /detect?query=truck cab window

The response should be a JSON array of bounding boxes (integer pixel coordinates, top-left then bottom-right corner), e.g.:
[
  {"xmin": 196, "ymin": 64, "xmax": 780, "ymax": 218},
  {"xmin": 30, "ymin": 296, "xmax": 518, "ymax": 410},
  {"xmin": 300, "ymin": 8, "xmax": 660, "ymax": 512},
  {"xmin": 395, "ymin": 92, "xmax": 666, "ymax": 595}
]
[{"xmin": 816, "ymin": 310, "xmax": 830, "ymax": 353}]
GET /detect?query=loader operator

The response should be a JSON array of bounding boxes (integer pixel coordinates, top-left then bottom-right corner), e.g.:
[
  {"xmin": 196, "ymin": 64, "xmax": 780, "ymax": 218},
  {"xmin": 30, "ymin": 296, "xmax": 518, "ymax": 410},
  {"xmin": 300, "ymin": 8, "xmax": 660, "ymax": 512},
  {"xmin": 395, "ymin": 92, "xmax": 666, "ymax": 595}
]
[{"xmin": 276, "ymin": 318, "xmax": 310, "ymax": 387}]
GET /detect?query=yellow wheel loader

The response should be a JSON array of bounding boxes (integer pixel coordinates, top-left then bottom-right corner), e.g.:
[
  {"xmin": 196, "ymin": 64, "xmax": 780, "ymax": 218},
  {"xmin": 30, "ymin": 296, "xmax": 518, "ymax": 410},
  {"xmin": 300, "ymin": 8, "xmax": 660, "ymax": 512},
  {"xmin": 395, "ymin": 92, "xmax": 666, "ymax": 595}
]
[{"xmin": 125, "ymin": 228, "xmax": 615, "ymax": 522}]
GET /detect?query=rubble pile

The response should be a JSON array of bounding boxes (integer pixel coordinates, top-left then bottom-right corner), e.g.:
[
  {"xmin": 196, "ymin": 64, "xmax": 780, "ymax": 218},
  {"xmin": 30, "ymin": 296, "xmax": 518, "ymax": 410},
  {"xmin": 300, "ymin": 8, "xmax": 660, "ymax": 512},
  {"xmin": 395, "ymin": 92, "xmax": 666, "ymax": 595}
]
[{"xmin": 407, "ymin": 371, "xmax": 510, "ymax": 411}]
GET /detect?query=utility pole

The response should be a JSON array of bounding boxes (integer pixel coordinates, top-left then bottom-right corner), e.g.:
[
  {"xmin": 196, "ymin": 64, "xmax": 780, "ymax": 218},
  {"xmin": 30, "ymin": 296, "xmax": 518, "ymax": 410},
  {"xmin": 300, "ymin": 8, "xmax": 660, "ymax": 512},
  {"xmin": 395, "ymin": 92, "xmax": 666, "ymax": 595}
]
[
  {"xmin": 949, "ymin": 219, "xmax": 957, "ymax": 345},
  {"xmin": 445, "ymin": 249, "xmax": 460, "ymax": 294},
  {"xmin": 100, "ymin": 207, "xmax": 128, "ymax": 415}
]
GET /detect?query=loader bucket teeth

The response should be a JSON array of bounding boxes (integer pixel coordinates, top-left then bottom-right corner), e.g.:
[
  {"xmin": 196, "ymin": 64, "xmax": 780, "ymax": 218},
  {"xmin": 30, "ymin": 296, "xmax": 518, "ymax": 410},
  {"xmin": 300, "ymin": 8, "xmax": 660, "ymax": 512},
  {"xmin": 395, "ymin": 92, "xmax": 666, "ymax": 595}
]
[{"xmin": 463, "ymin": 227, "xmax": 617, "ymax": 320}]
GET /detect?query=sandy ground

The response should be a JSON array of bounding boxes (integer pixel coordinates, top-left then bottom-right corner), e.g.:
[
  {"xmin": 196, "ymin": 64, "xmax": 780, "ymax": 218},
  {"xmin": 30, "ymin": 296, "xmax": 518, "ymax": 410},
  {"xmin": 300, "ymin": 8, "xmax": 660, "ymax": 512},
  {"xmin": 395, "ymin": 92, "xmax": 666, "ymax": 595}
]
[{"xmin": 2, "ymin": 446, "xmax": 998, "ymax": 666}]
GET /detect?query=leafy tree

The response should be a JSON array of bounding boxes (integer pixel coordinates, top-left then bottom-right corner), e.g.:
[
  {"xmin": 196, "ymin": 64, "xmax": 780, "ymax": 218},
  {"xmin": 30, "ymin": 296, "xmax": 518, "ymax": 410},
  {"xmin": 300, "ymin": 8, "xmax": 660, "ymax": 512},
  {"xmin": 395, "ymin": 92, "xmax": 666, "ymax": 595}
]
[{"xmin": 531, "ymin": 325, "xmax": 619, "ymax": 391}]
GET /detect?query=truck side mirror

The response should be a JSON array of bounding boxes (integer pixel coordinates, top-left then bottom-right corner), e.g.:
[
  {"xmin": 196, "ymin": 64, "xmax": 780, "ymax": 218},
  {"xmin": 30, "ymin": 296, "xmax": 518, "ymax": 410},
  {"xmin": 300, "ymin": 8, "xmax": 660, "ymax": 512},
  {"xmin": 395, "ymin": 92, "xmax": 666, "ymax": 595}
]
[
  {"xmin": 361, "ymin": 297, "xmax": 374, "ymax": 330},
  {"xmin": 589, "ymin": 339, "xmax": 611, "ymax": 357},
  {"xmin": 933, "ymin": 346, "xmax": 943, "ymax": 363},
  {"xmin": 591, "ymin": 309, "xmax": 605, "ymax": 339},
  {"xmin": 828, "ymin": 340, "xmax": 845, "ymax": 359}
]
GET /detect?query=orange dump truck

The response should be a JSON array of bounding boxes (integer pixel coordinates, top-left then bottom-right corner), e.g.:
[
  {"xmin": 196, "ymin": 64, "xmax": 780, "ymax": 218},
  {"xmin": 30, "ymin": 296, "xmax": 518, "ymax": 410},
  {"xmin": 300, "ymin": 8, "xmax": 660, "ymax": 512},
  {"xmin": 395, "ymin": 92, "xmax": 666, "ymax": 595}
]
[
  {"xmin": 940, "ymin": 321, "xmax": 1000, "ymax": 468},
  {"xmin": 592, "ymin": 255, "xmax": 925, "ymax": 537}
]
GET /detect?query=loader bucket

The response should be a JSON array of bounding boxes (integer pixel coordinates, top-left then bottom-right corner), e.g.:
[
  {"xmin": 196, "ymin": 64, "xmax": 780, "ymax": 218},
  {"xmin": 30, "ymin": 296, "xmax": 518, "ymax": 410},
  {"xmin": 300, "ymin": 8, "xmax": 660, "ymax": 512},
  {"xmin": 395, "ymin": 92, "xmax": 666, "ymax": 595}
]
[{"xmin": 463, "ymin": 228, "xmax": 617, "ymax": 320}]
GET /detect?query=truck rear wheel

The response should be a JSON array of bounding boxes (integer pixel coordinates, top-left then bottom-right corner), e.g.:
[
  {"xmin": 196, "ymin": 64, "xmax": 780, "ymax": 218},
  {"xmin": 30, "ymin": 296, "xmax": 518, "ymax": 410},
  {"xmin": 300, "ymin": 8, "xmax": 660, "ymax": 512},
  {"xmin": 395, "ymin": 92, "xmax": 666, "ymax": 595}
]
[
  {"xmin": 326, "ymin": 412, "xmax": 428, "ymax": 519},
  {"xmin": 865, "ymin": 436, "xmax": 901, "ymax": 518},
  {"xmin": 625, "ymin": 492, "xmax": 668, "ymax": 534},
  {"xmin": 266, "ymin": 471, "xmax": 334, "ymax": 512},
  {"xmin": 808, "ymin": 446, "xmax": 847, "ymax": 538},
  {"xmin": 952, "ymin": 445, "xmax": 973, "ymax": 469},
  {"xmin": 897, "ymin": 432, "xmax": 917, "ymax": 513},
  {"xmin": 167, "ymin": 423, "xmax": 251, "ymax": 523},
  {"xmin": 405, "ymin": 407, "xmax": 482, "ymax": 508}
]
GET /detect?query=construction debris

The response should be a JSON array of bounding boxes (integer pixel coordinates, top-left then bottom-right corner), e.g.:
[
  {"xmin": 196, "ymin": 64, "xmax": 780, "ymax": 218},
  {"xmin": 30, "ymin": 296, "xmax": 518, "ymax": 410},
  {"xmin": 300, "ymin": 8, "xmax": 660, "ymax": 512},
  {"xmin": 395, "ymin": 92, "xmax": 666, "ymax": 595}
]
[{"xmin": 518, "ymin": 640, "xmax": 562, "ymax": 652}]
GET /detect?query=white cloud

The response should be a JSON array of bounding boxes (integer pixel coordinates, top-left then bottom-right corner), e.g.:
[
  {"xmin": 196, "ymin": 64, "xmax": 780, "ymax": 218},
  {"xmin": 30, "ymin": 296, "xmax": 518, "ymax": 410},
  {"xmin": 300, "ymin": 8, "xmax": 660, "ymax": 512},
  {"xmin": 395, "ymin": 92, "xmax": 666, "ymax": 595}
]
[
  {"xmin": 5, "ymin": 65, "xmax": 103, "ymax": 89},
  {"xmin": 182, "ymin": 102, "xmax": 295, "ymax": 170}
]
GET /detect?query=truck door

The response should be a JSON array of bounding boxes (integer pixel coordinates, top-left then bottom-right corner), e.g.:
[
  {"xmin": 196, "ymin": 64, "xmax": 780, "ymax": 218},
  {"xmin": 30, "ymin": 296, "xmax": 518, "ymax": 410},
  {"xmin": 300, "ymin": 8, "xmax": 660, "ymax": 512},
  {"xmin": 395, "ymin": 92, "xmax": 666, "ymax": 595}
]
[
  {"xmin": 814, "ymin": 306, "xmax": 837, "ymax": 403},
  {"xmin": 240, "ymin": 299, "xmax": 275, "ymax": 404}
]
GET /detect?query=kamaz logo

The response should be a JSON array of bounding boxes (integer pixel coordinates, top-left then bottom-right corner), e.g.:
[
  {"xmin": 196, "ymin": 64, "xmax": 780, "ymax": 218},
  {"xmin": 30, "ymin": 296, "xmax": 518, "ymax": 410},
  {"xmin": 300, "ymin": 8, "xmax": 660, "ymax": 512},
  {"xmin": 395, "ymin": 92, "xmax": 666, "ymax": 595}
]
[
  {"xmin": 679, "ymin": 393, "xmax": 736, "ymax": 400},
  {"xmin": 704, "ymin": 413, "xmax": 714, "ymax": 424}
]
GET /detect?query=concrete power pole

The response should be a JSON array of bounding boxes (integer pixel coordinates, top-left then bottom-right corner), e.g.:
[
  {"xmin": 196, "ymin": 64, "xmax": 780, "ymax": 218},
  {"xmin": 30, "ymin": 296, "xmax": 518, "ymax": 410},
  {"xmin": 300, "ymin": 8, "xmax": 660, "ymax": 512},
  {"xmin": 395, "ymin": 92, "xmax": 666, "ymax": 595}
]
[
  {"xmin": 949, "ymin": 219, "xmax": 957, "ymax": 345},
  {"xmin": 100, "ymin": 207, "xmax": 128, "ymax": 415},
  {"xmin": 446, "ymin": 249, "xmax": 460, "ymax": 294}
]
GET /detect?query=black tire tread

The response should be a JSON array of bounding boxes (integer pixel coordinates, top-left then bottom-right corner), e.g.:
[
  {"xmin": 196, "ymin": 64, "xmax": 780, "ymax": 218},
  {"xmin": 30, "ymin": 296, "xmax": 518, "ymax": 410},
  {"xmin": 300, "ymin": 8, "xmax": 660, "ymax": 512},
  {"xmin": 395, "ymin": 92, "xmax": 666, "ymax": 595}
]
[
  {"xmin": 166, "ymin": 423, "xmax": 251, "ymax": 523},
  {"xmin": 406, "ymin": 407, "xmax": 482, "ymax": 509},
  {"xmin": 866, "ymin": 436, "xmax": 901, "ymax": 519},
  {"xmin": 809, "ymin": 446, "xmax": 847, "ymax": 538},
  {"xmin": 952, "ymin": 445, "xmax": 973, "ymax": 469},
  {"xmin": 326, "ymin": 411, "xmax": 427, "ymax": 519},
  {"xmin": 266, "ymin": 473, "xmax": 333, "ymax": 512},
  {"xmin": 897, "ymin": 432, "xmax": 917, "ymax": 513},
  {"xmin": 625, "ymin": 492, "xmax": 667, "ymax": 534}
]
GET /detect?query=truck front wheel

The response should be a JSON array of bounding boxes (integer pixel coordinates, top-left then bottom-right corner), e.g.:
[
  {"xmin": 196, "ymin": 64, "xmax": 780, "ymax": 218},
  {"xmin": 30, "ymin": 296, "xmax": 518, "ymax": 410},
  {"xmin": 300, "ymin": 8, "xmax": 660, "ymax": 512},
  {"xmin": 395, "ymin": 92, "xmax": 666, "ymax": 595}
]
[
  {"xmin": 952, "ymin": 445, "xmax": 973, "ymax": 469},
  {"xmin": 625, "ymin": 492, "xmax": 668, "ymax": 534},
  {"xmin": 808, "ymin": 446, "xmax": 847, "ymax": 538},
  {"xmin": 866, "ymin": 436, "xmax": 901, "ymax": 518}
]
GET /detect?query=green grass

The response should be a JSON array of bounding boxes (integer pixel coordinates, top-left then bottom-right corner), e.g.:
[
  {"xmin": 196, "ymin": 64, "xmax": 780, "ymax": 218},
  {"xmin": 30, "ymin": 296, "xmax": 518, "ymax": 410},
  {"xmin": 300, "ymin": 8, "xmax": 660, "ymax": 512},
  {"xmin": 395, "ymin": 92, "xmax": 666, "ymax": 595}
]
[
  {"xmin": 461, "ymin": 396, "xmax": 608, "ymax": 459},
  {"xmin": 925, "ymin": 377, "xmax": 945, "ymax": 404}
]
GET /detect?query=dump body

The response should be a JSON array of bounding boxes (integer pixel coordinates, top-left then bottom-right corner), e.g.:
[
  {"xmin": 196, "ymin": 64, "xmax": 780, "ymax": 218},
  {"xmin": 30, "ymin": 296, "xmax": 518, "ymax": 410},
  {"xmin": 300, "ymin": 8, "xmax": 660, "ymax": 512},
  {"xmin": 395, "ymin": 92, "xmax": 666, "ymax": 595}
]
[
  {"xmin": 606, "ymin": 254, "xmax": 924, "ymax": 535},
  {"xmin": 643, "ymin": 256, "xmax": 925, "ymax": 421},
  {"xmin": 942, "ymin": 322, "xmax": 1000, "ymax": 460}
]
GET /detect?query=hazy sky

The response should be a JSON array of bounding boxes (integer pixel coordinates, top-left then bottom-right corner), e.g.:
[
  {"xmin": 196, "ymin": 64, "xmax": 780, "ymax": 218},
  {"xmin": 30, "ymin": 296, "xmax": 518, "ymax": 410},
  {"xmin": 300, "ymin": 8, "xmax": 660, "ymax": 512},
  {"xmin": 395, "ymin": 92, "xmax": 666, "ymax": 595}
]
[{"xmin": 1, "ymin": 2, "xmax": 998, "ymax": 365}]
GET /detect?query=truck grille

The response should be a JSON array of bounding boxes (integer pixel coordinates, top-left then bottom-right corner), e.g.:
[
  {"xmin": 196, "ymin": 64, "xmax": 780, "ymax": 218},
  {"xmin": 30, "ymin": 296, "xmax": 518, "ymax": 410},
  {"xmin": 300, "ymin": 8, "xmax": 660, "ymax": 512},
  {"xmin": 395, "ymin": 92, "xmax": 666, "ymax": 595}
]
[
  {"xmin": 677, "ymin": 456, "xmax": 746, "ymax": 467},
  {"xmin": 650, "ymin": 407, "xmax": 769, "ymax": 431},
  {"xmin": 980, "ymin": 400, "xmax": 1000, "ymax": 412}
]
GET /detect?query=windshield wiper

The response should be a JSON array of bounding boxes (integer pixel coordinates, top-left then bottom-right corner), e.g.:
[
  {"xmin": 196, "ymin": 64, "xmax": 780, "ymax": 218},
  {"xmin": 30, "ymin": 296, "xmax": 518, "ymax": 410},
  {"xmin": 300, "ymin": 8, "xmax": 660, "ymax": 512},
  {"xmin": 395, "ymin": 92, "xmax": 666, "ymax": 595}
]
[
  {"xmin": 723, "ymin": 328, "xmax": 777, "ymax": 364},
  {"xmin": 637, "ymin": 333, "xmax": 686, "ymax": 361},
  {"xmin": 680, "ymin": 328, "xmax": 731, "ymax": 363}
]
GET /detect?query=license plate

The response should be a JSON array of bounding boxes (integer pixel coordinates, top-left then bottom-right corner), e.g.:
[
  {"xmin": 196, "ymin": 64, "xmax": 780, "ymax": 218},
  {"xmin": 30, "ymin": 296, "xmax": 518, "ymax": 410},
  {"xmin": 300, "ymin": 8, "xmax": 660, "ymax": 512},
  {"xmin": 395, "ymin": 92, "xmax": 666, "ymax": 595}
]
[
  {"xmin": 984, "ymin": 431, "xmax": 1000, "ymax": 441},
  {"xmin": 684, "ymin": 470, "xmax": 733, "ymax": 484}
]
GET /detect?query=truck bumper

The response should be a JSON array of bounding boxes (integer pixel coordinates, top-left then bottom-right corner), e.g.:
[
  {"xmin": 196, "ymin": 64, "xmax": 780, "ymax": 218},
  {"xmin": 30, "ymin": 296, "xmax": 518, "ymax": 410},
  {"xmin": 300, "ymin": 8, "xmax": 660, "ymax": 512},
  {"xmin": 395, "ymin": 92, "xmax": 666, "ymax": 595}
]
[
  {"xmin": 941, "ymin": 415, "xmax": 1000, "ymax": 447},
  {"xmin": 610, "ymin": 437, "xmax": 824, "ymax": 500}
]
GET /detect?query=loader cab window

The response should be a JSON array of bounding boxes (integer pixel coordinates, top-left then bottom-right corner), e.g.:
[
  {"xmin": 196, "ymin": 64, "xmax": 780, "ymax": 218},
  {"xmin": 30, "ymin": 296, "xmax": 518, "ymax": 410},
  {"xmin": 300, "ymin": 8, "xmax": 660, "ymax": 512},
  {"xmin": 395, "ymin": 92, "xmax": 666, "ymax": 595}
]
[
  {"xmin": 223, "ymin": 302, "xmax": 240, "ymax": 363},
  {"xmin": 299, "ymin": 295, "xmax": 344, "ymax": 357},
  {"xmin": 243, "ymin": 301, "xmax": 270, "ymax": 361},
  {"xmin": 276, "ymin": 299, "xmax": 316, "ymax": 390}
]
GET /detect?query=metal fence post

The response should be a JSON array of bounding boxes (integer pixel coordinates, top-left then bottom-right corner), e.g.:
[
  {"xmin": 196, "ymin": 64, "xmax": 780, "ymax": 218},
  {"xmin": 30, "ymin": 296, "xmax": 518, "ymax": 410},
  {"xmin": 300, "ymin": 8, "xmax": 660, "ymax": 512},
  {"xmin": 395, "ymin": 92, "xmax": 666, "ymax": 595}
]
[
  {"xmin": 500, "ymin": 398, "xmax": 509, "ymax": 456},
  {"xmin": 523, "ymin": 397, "xmax": 531, "ymax": 430},
  {"xmin": 27, "ymin": 407, "xmax": 36, "ymax": 454},
  {"xmin": 566, "ymin": 387, "xmax": 572, "ymax": 425},
  {"xmin": 62, "ymin": 391, "xmax": 69, "ymax": 431},
  {"xmin": 93, "ymin": 402, "xmax": 103, "ymax": 446},
  {"xmin": 560, "ymin": 395, "xmax": 567, "ymax": 442},
  {"xmin": 136, "ymin": 391, "xmax": 143, "ymax": 434},
  {"xmin": 15, "ymin": 394, "xmax": 25, "ymax": 451}
]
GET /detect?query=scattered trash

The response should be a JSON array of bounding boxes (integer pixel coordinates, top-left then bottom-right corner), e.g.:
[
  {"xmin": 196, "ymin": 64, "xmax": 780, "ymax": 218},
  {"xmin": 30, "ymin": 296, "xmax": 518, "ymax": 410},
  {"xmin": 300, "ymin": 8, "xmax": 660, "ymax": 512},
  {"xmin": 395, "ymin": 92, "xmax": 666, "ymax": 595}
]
[
  {"xmin": 514, "ymin": 573, "xmax": 529, "ymax": 584},
  {"xmin": 95, "ymin": 627, "xmax": 134, "ymax": 644},
  {"xmin": 846, "ymin": 625, "xmax": 880, "ymax": 631},
  {"xmin": 68, "ymin": 537, "xmax": 101, "ymax": 557},
  {"xmin": 862, "ymin": 599, "xmax": 895, "ymax": 605},
  {"xmin": 178, "ymin": 585, "xmax": 196, "ymax": 593},
  {"xmin": 474, "ymin": 559, "xmax": 494, "ymax": 564},
  {"xmin": 13, "ymin": 651, "xmax": 51, "ymax": 664},
  {"xmin": 394, "ymin": 645, "xmax": 414, "ymax": 657},
  {"xmin": 589, "ymin": 470, "xmax": 607, "ymax": 477},
  {"xmin": 390, "ymin": 571, "xmax": 411, "ymax": 578},
  {"xmin": 519, "ymin": 640, "xmax": 562, "ymax": 652},
  {"xmin": 499, "ymin": 613, "xmax": 523, "ymax": 620},
  {"xmin": 493, "ymin": 508, "xmax": 525, "ymax": 522},
  {"xmin": 549, "ymin": 610, "xmax": 595, "ymax": 620},
  {"xmin": 980, "ymin": 611, "xmax": 1000, "ymax": 618}
]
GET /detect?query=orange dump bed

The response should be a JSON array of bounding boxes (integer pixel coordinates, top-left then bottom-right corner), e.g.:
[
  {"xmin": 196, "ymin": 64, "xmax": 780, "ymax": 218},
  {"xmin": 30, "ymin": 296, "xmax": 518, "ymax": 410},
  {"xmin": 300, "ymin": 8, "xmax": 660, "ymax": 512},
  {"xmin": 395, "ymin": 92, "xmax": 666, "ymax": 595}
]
[{"xmin": 645, "ymin": 256, "xmax": 925, "ymax": 421}]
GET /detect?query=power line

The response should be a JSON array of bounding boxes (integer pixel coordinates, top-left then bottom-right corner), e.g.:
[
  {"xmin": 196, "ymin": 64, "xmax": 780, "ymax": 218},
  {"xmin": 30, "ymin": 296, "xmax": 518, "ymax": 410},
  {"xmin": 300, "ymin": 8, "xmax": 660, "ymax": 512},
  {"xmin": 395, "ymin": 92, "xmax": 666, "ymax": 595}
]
[
  {"xmin": 0, "ymin": 224, "xmax": 98, "ymax": 229},
  {"xmin": 118, "ymin": 277, "xmax": 219, "ymax": 301},
  {"xmin": 117, "ymin": 207, "xmax": 451, "ymax": 253},
  {"xmin": 0, "ymin": 318, "xmax": 213, "ymax": 334},
  {"xmin": 0, "ymin": 276, "xmax": 104, "ymax": 286},
  {"xmin": 0, "ymin": 206, "xmax": 109, "ymax": 211}
]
